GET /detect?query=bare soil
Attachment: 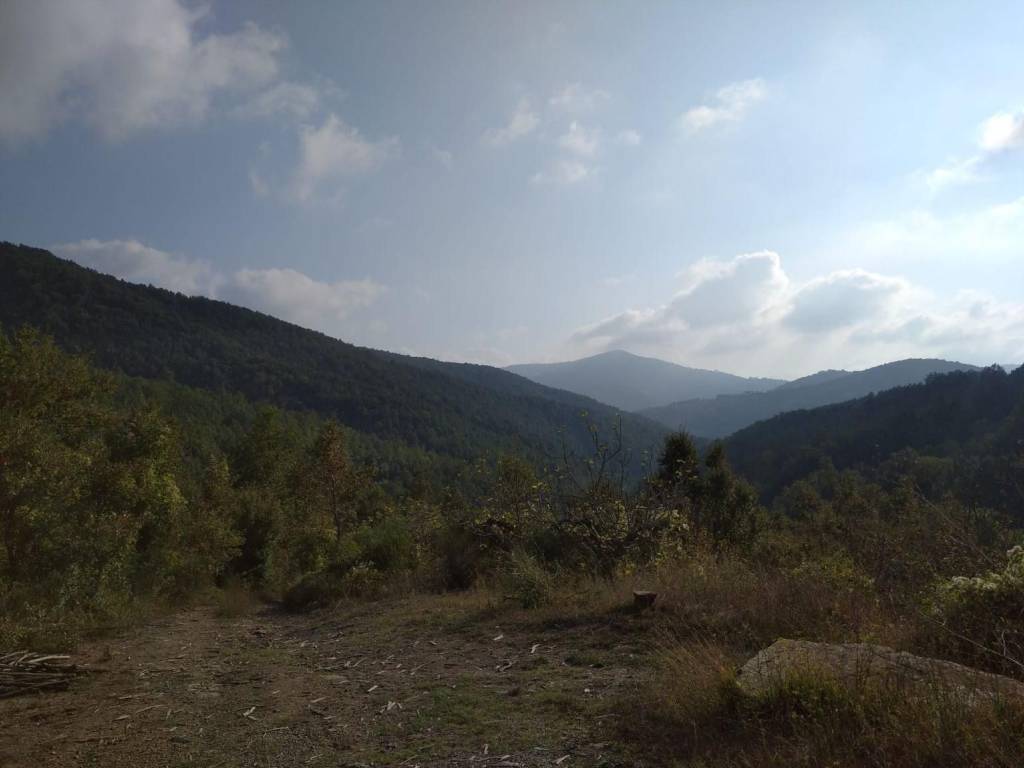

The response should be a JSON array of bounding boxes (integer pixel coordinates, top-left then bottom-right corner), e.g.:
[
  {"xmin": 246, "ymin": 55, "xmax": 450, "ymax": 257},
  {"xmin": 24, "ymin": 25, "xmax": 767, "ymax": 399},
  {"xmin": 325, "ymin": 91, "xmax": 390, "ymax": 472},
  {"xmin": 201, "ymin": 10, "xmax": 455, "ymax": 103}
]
[{"xmin": 0, "ymin": 593, "xmax": 659, "ymax": 767}]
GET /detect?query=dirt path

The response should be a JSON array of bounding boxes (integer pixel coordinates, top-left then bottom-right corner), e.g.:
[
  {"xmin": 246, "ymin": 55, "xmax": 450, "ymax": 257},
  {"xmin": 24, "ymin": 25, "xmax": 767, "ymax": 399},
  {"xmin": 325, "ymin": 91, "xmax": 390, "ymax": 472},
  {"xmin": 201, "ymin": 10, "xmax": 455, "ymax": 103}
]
[{"xmin": 0, "ymin": 594, "xmax": 654, "ymax": 767}]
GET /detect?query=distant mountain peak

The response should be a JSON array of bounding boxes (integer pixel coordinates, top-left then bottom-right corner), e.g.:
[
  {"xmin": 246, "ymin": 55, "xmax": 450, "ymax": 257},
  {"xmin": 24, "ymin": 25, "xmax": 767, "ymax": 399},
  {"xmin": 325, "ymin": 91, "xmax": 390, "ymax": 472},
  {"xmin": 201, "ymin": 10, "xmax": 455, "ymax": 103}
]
[{"xmin": 506, "ymin": 351, "xmax": 786, "ymax": 412}]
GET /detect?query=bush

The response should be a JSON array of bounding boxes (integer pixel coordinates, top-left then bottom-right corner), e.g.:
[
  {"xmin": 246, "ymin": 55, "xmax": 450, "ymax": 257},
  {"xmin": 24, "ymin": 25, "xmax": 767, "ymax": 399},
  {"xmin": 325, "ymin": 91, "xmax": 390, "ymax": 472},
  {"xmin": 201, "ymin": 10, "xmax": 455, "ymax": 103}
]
[
  {"xmin": 923, "ymin": 545, "xmax": 1024, "ymax": 676},
  {"xmin": 497, "ymin": 550, "xmax": 556, "ymax": 609},
  {"xmin": 353, "ymin": 513, "xmax": 417, "ymax": 573},
  {"xmin": 282, "ymin": 562, "xmax": 390, "ymax": 612}
]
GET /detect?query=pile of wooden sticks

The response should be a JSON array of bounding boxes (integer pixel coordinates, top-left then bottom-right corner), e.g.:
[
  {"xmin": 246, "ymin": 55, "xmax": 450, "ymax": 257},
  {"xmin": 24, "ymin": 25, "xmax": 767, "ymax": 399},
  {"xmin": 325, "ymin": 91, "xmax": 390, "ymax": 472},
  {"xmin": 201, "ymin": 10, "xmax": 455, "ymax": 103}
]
[{"xmin": 0, "ymin": 651, "xmax": 85, "ymax": 698}]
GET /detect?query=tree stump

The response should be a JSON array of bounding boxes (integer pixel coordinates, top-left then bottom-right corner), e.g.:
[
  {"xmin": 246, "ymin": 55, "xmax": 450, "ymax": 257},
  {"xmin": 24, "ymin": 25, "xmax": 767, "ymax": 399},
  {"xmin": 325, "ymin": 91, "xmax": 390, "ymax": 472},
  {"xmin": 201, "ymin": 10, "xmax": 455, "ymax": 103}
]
[{"xmin": 632, "ymin": 590, "xmax": 657, "ymax": 610}]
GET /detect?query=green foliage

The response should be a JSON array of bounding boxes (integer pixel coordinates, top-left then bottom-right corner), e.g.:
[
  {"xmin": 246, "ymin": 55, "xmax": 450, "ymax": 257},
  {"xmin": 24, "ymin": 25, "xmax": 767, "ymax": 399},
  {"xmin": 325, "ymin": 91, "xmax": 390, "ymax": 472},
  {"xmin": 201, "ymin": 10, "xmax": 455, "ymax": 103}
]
[
  {"xmin": 0, "ymin": 242, "xmax": 667, "ymax": 487},
  {"xmin": 352, "ymin": 513, "xmax": 417, "ymax": 573},
  {"xmin": 925, "ymin": 545, "xmax": 1024, "ymax": 676},
  {"xmin": 727, "ymin": 363, "xmax": 1024, "ymax": 515},
  {"xmin": 652, "ymin": 433, "xmax": 760, "ymax": 549},
  {"xmin": 0, "ymin": 328, "xmax": 187, "ymax": 640},
  {"xmin": 497, "ymin": 549, "xmax": 556, "ymax": 609}
]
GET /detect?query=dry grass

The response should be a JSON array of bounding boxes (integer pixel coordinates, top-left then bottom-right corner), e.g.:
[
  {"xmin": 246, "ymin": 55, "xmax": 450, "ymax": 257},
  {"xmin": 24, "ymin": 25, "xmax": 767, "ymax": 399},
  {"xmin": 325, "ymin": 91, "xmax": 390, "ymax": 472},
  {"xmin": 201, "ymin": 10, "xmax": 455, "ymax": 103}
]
[
  {"xmin": 625, "ymin": 645, "xmax": 1024, "ymax": 767},
  {"xmin": 597, "ymin": 552, "xmax": 1024, "ymax": 767},
  {"xmin": 639, "ymin": 552, "xmax": 909, "ymax": 652}
]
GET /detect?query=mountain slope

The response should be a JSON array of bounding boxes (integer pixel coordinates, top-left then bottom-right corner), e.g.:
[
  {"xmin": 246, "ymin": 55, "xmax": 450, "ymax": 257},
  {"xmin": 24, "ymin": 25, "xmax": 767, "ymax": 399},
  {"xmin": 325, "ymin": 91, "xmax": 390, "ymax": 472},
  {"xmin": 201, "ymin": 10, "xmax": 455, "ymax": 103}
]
[
  {"xmin": 507, "ymin": 350, "xmax": 784, "ymax": 412},
  {"xmin": 0, "ymin": 242, "xmax": 667, "ymax": 473},
  {"xmin": 725, "ymin": 365, "xmax": 1024, "ymax": 504},
  {"xmin": 641, "ymin": 359, "xmax": 981, "ymax": 438}
]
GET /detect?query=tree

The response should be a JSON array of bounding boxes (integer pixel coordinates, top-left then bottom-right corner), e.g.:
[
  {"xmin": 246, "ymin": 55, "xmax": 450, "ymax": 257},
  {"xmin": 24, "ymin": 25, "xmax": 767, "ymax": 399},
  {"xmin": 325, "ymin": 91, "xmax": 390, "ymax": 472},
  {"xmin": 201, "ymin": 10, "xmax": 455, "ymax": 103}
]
[{"xmin": 0, "ymin": 326, "xmax": 186, "ymax": 625}]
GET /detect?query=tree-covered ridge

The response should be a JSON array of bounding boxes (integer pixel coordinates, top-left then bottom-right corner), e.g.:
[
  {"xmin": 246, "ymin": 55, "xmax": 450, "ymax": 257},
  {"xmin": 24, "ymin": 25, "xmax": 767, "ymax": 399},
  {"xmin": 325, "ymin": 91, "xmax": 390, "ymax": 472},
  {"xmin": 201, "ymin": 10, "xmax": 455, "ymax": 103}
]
[
  {"xmin": 0, "ymin": 242, "xmax": 667, "ymax": 476},
  {"xmin": 726, "ymin": 365, "xmax": 1024, "ymax": 510},
  {"xmin": 641, "ymin": 358, "xmax": 980, "ymax": 437}
]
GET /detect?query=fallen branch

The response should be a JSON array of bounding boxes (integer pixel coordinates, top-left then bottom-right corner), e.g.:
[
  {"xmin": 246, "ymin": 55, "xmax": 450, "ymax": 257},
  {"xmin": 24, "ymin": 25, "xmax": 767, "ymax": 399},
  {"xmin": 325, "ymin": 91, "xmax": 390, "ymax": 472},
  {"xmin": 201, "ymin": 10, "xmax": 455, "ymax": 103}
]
[{"xmin": 0, "ymin": 651, "xmax": 88, "ymax": 699}]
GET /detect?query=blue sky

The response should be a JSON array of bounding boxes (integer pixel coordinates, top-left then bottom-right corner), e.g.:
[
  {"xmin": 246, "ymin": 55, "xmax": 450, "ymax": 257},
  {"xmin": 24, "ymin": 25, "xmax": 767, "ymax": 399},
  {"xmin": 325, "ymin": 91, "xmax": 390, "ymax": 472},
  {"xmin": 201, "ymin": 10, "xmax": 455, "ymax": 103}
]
[{"xmin": 1, "ymin": 0, "xmax": 1022, "ymax": 378}]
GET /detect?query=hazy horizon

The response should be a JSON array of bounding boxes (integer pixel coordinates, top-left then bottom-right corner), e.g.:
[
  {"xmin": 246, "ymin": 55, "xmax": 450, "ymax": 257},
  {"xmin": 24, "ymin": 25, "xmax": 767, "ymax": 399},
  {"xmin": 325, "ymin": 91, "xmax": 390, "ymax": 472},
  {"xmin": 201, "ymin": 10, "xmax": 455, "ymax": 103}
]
[{"xmin": 2, "ymin": 1, "xmax": 1023, "ymax": 378}]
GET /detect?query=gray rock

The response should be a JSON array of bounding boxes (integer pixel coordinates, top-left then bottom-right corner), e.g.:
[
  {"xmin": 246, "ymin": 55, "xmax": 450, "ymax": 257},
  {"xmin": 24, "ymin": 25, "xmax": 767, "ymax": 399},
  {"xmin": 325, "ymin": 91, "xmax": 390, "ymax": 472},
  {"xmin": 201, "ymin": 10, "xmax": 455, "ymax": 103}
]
[{"xmin": 736, "ymin": 639, "xmax": 1024, "ymax": 701}]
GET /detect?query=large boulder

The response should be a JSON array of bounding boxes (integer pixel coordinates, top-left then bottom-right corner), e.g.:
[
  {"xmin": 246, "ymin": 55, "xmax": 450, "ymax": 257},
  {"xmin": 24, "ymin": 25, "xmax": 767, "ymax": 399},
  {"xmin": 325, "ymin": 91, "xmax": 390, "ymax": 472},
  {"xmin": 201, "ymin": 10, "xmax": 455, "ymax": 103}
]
[{"xmin": 736, "ymin": 639, "xmax": 1024, "ymax": 701}]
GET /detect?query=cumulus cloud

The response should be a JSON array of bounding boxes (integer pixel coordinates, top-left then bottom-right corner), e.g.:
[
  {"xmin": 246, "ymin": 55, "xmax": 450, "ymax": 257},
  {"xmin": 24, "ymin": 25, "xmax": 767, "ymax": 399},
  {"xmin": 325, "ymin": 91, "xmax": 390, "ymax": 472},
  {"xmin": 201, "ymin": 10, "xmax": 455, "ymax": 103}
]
[
  {"xmin": 483, "ymin": 98, "xmax": 539, "ymax": 146},
  {"xmin": 558, "ymin": 121, "xmax": 600, "ymax": 156},
  {"xmin": 54, "ymin": 239, "xmax": 383, "ymax": 336},
  {"xmin": 570, "ymin": 250, "xmax": 1024, "ymax": 376},
  {"xmin": 672, "ymin": 252, "xmax": 789, "ymax": 328},
  {"xmin": 572, "ymin": 251, "xmax": 789, "ymax": 354},
  {"xmin": 979, "ymin": 109, "xmax": 1024, "ymax": 153},
  {"xmin": 291, "ymin": 113, "xmax": 398, "ymax": 201},
  {"xmin": 548, "ymin": 83, "xmax": 610, "ymax": 113},
  {"xmin": 680, "ymin": 78, "xmax": 767, "ymax": 134},
  {"xmin": 224, "ymin": 268, "xmax": 384, "ymax": 328},
  {"xmin": 0, "ymin": 0, "xmax": 290, "ymax": 143},
  {"xmin": 53, "ymin": 239, "xmax": 221, "ymax": 295},
  {"xmin": 532, "ymin": 159, "xmax": 592, "ymax": 185},
  {"xmin": 616, "ymin": 129, "xmax": 642, "ymax": 147},
  {"xmin": 784, "ymin": 271, "xmax": 907, "ymax": 333}
]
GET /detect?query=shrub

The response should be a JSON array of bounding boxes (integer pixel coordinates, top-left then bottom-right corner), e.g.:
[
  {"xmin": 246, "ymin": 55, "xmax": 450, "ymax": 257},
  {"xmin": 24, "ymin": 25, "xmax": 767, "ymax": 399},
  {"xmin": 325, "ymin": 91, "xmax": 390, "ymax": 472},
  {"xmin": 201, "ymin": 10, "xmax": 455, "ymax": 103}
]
[
  {"xmin": 498, "ymin": 549, "xmax": 556, "ymax": 609},
  {"xmin": 353, "ymin": 513, "xmax": 417, "ymax": 573},
  {"xmin": 923, "ymin": 545, "xmax": 1024, "ymax": 677},
  {"xmin": 282, "ymin": 562, "xmax": 391, "ymax": 612}
]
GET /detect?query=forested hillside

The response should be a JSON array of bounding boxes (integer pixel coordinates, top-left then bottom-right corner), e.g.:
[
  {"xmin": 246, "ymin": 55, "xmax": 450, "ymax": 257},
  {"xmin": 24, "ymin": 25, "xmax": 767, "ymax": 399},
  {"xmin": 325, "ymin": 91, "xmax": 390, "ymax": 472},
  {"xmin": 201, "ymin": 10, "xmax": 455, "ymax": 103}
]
[
  {"xmin": 642, "ymin": 358, "xmax": 980, "ymax": 437},
  {"xmin": 726, "ymin": 365, "xmax": 1024, "ymax": 510},
  {"xmin": 0, "ymin": 243, "xmax": 666, "ymax": 477}
]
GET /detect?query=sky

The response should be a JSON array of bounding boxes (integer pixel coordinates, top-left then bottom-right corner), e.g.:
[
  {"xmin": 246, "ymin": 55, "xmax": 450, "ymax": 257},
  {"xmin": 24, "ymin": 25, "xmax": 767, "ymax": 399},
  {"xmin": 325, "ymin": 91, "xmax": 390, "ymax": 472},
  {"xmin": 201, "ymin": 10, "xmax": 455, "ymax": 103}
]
[{"xmin": 1, "ymin": 0, "xmax": 1023, "ymax": 379}]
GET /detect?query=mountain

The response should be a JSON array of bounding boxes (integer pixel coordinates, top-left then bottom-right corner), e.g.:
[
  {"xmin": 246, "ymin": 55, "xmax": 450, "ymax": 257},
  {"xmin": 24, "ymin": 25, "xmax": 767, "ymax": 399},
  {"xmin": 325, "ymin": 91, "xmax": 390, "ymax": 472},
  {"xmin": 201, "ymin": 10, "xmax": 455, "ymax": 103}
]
[
  {"xmin": 725, "ymin": 364, "xmax": 1024, "ymax": 506},
  {"xmin": 641, "ymin": 359, "xmax": 981, "ymax": 438},
  {"xmin": 506, "ymin": 350, "xmax": 785, "ymax": 412},
  {"xmin": 0, "ymin": 242, "xmax": 668, "ymax": 479},
  {"xmin": 772, "ymin": 369, "xmax": 851, "ymax": 391}
]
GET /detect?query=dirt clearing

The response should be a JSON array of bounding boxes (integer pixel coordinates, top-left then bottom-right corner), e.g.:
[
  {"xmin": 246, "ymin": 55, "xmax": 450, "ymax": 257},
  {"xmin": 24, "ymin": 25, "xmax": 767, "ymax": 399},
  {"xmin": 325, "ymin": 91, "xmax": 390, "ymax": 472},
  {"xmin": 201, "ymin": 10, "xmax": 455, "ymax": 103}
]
[{"xmin": 0, "ymin": 593, "xmax": 658, "ymax": 767}]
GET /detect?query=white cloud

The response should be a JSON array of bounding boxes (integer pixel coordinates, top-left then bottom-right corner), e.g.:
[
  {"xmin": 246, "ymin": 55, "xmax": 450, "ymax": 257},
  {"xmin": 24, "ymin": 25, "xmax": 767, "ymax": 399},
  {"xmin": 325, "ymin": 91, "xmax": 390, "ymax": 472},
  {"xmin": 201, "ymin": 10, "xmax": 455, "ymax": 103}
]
[
  {"xmin": 234, "ymin": 81, "xmax": 320, "ymax": 120},
  {"xmin": 0, "ymin": 0, "xmax": 288, "ymax": 143},
  {"xmin": 549, "ymin": 83, "xmax": 610, "ymax": 113},
  {"xmin": 784, "ymin": 270, "xmax": 908, "ymax": 333},
  {"xmin": 532, "ymin": 159, "xmax": 592, "ymax": 185},
  {"xmin": 54, "ymin": 239, "xmax": 384, "ymax": 336},
  {"xmin": 224, "ymin": 268, "xmax": 384, "ymax": 328},
  {"xmin": 483, "ymin": 98, "xmax": 539, "ymax": 146},
  {"xmin": 680, "ymin": 78, "xmax": 767, "ymax": 134},
  {"xmin": 291, "ymin": 113, "xmax": 398, "ymax": 201},
  {"xmin": 979, "ymin": 109, "xmax": 1024, "ymax": 153},
  {"xmin": 569, "ymin": 250, "xmax": 1024, "ymax": 376},
  {"xmin": 53, "ymin": 239, "xmax": 221, "ymax": 295},
  {"xmin": 558, "ymin": 121, "xmax": 600, "ymax": 156},
  {"xmin": 923, "ymin": 155, "xmax": 983, "ymax": 192},
  {"xmin": 922, "ymin": 108, "xmax": 1024, "ymax": 192}
]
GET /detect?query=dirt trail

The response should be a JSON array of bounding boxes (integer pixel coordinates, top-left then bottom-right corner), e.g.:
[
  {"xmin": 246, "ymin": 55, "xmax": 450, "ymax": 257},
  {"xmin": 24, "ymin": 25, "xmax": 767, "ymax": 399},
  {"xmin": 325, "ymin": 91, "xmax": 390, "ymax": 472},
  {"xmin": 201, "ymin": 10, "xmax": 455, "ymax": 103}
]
[{"xmin": 0, "ymin": 595, "xmax": 652, "ymax": 767}]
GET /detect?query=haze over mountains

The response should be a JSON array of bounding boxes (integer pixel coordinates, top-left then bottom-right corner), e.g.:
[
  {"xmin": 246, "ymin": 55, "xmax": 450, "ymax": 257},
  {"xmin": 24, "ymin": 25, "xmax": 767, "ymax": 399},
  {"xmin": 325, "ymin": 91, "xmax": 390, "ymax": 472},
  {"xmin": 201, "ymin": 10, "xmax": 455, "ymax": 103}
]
[
  {"xmin": 507, "ymin": 350, "xmax": 784, "ymax": 411},
  {"xmin": 640, "ymin": 359, "xmax": 981, "ymax": 437},
  {"xmin": 510, "ymin": 349, "xmax": 986, "ymax": 440}
]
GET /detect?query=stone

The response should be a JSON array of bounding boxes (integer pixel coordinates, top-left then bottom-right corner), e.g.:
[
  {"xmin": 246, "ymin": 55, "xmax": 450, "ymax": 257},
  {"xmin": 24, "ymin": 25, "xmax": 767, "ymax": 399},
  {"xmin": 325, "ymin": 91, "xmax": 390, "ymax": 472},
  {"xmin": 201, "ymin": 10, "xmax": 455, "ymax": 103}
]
[{"xmin": 736, "ymin": 638, "xmax": 1024, "ymax": 702}]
